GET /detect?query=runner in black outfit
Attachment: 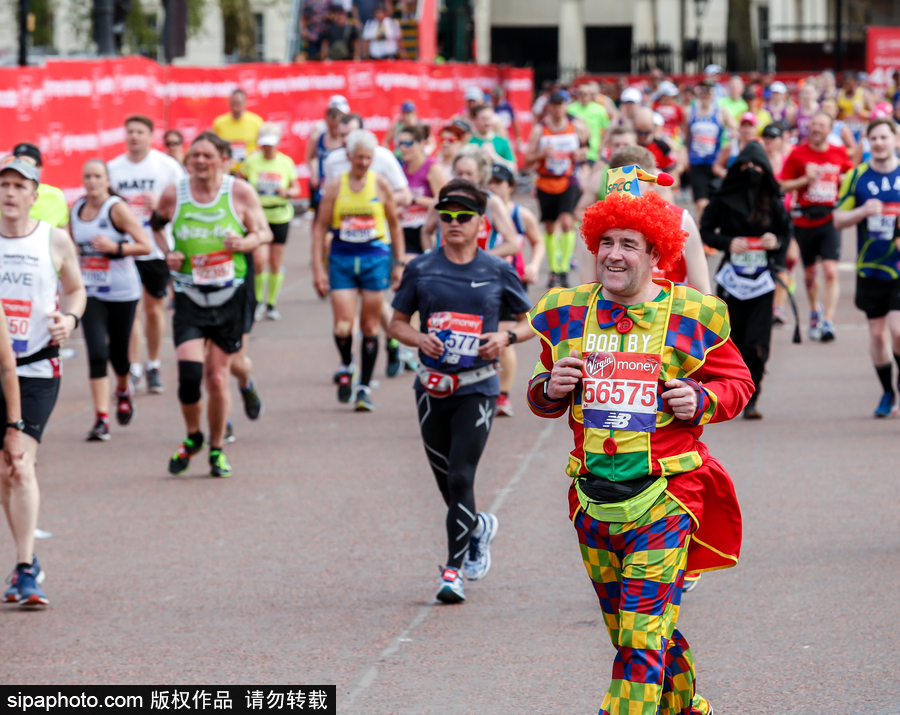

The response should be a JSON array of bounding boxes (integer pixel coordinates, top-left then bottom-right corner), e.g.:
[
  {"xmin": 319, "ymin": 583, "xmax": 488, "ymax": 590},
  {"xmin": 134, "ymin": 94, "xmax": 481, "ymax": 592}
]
[{"xmin": 389, "ymin": 179, "xmax": 534, "ymax": 604}]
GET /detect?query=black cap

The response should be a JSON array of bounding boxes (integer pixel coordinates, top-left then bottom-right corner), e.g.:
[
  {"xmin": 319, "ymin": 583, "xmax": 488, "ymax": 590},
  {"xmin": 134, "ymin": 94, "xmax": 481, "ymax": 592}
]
[
  {"xmin": 435, "ymin": 192, "xmax": 485, "ymax": 215},
  {"xmin": 761, "ymin": 124, "xmax": 783, "ymax": 138},
  {"xmin": 13, "ymin": 143, "xmax": 42, "ymax": 167},
  {"xmin": 489, "ymin": 163, "xmax": 514, "ymax": 184},
  {"xmin": 548, "ymin": 91, "xmax": 567, "ymax": 104}
]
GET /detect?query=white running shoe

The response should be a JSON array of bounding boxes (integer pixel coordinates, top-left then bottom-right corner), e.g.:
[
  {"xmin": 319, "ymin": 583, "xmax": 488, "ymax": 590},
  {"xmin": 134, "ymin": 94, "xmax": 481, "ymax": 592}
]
[
  {"xmin": 436, "ymin": 566, "xmax": 465, "ymax": 604},
  {"xmin": 463, "ymin": 512, "xmax": 498, "ymax": 581},
  {"xmin": 254, "ymin": 302, "xmax": 267, "ymax": 322}
]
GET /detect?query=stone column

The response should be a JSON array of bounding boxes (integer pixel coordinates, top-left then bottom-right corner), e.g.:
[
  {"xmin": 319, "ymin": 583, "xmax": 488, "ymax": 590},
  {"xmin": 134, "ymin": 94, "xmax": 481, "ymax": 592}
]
[{"xmin": 559, "ymin": 0, "xmax": 586, "ymax": 82}]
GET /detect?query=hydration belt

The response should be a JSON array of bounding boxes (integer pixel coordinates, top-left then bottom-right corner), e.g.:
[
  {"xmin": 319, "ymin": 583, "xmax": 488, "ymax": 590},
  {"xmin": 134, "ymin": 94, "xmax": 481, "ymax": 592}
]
[
  {"xmin": 417, "ymin": 363, "xmax": 497, "ymax": 398},
  {"xmin": 16, "ymin": 345, "xmax": 59, "ymax": 367}
]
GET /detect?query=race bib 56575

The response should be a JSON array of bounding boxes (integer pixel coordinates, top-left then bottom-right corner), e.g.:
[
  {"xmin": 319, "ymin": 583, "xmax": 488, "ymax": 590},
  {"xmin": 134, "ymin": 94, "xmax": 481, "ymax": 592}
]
[{"xmin": 581, "ymin": 351, "xmax": 661, "ymax": 432}]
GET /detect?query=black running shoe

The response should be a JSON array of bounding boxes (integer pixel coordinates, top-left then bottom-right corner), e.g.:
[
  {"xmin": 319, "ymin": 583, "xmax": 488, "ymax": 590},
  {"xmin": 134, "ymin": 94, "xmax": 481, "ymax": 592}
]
[
  {"xmin": 86, "ymin": 418, "xmax": 110, "ymax": 442},
  {"xmin": 240, "ymin": 381, "xmax": 263, "ymax": 420},
  {"xmin": 116, "ymin": 389, "xmax": 134, "ymax": 426},
  {"xmin": 168, "ymin": 433, "xmax": 204, "ymax": 475}
]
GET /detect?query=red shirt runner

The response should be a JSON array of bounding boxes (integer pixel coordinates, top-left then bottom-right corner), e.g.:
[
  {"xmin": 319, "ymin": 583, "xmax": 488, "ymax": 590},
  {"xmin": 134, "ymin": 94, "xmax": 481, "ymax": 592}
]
[{"xmin": 781, "ymin": 142, "xmax": 853, "ymax": 228}]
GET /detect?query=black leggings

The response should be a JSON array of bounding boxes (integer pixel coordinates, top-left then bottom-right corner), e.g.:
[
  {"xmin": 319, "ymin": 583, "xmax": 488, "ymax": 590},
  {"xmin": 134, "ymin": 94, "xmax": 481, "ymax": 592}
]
[
  {"xmin": 417, "ymin": 391, "xmax": 497, "ymax": 568},
  {"xmin": 721, "ymin": 290, "xmax": 773, "ymax": 398},
  {"xmin": 82, "ymin": 297, "xmax": 138, "ymax": 380}
]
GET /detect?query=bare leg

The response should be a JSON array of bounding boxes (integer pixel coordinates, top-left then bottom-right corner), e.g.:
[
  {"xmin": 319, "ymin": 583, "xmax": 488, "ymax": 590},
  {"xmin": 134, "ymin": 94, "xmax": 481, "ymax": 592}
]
[
  {"xmin": 229, "ymin": 340, "xmax": 252, "ymax": 390},
  {"xmin": 143, "ymin": 293, "xmax": 166, "ymax": 364},
  {"xmin": 821, "ymin": 259, "xmax": 840, "ymax": 322},
  {"xmin": 205, "ymin": 344, "xmax": 233, "ymax": 449},
  {"xmin": 90, "ymin": 377, "xmax": 110, "ymax": 415},
  {"xmin": 0, "ymin": 435, "xmax": 41, "ymax": 564},
  {"xmin": 176, "ymin": 338, "xmax": 205, "ymax": 435},
  {"xmin": 803, "ymin": 264, "xmax": 819, "ymax": 313}
]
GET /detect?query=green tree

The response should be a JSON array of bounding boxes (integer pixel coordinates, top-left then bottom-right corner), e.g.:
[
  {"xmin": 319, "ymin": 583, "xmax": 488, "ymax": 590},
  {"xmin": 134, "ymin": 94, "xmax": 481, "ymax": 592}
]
[{"xmin": 220, "ymin": 0, "xmax": 255, "ymax": 58}]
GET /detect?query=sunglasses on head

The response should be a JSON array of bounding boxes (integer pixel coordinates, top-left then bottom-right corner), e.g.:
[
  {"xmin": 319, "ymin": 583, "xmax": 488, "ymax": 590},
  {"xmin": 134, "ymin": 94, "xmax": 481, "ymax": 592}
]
[
  {"xmin": 438, "ymin": 209, "xmax": 478, "ymax": 224},
  {"xmin": 397, "ymin": 139, "xmax": 416, "ymax": 147}
]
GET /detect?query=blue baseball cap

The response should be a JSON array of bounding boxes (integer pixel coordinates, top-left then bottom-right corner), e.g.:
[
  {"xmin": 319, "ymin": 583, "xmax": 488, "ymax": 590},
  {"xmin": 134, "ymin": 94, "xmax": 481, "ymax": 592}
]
[{"xmin": 401, "ymin": 101, "xmax": 416, "ymax": 113}]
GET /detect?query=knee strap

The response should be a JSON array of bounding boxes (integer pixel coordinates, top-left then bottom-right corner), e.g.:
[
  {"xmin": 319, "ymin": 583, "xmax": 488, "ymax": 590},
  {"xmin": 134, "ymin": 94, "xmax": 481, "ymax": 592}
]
[{"xmin": 177, "ymin": 361, "xmax": 203, "ymax": 404}]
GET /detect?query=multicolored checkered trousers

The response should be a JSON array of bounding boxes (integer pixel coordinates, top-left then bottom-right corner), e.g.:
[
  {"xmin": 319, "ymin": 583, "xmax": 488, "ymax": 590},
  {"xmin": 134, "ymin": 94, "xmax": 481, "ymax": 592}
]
[{"xmin": 575, "ymin": 492, "xmax": 713, "ymax": 715}]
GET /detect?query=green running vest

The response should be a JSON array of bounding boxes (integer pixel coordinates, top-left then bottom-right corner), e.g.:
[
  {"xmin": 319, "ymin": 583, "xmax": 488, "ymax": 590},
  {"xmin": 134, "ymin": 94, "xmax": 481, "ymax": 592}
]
[{"xmin": 171, "ymin": 175, "xmax": 247, "ymax": 289}]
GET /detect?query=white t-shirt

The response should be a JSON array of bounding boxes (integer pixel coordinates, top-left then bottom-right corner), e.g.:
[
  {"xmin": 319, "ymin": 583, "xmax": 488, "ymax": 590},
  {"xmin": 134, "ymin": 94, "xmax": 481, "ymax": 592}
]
[
  {"xmin": 362, "ymin": 18, "xmax": 401, "ymax": 58},
  {"xmin": 107, "ymin": 149, "xmax": 186, "ymax": 261},
  {"xmin": 323, "ymin": 146, "xmax": 409, "ymax": 191}
]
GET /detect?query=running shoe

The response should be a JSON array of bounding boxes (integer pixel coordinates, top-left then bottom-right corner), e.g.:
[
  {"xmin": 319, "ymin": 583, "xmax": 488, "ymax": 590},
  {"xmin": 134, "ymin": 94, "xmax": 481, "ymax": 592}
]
[
  {"xmin": 547, "ymin": 273, "xmax": 560, "ymax": 289},
  {"xmin": 809, "ymin": 305, "xmax": 823, "ymax": 341},
  {"xmin": 116, "ymin": 388, "xmax": 134, "ymax": 426},
  {"xmin": 436, "ymin": 566, "xmax": 465, "ymax": 604},
  {"xmin": 386, "ymin": 339, "xmax": 402, "ymax": 377},
  {"xmin": 682, "ymin": 574, "xmax": 701, "ymax": 593},
  {"xmin": 772, "ymin": 306, "xmax": 786, "ymax": 325},
  {"xmin": 129, "ymin": 366, "xmax": 145, "ymax": 392},
  {"xmin": 463, "ymin": 512, "xmax": 499, "ymax": 582},
  {"xmin": 12, "ymin": 558, "xmax": 47, "ymax": 606},
  {"xmin": 558, "ymin": 272, "xmax": 570, "ymax": 288},
  {"xmin": 147, "ymin": 367, "xmax": 164, "ymax": 394},
  {"xmin": 254, "ymin": 302, "xmax": 267, "ymax": 322},
  {"xmin": 400, "ymin": 346, "xmax": 419, "ymax": 372},
  {"xmin": 336, "ymin": 365, "xmax": 354, "ymax": 403},
  {"xmin": 874, "ymin": 392, "xmax": 899, "ymax": 418},
  {"xmin": 355, "ymin": 385, "xmax": 374, "ymax": 412},
  {"xmin": 168, "ymin": 433, "xmax": 204, "ymax": 476},
  {"xmin": 224, "ymin": 420, "xmax": 236, "ymax": 444},
  {"xmin": 266, "ymin": 306, "xmax": 282, "ymax": 321},
  {"xmin": 4, "ymin": 556, "xmax": 44, "ymax": 603},
  {"xmin": 86, "ymin": 417, "xmax": 110, "ymax": 442},
  {"xmin": 209, "ymin": 449, "xmax": 233, "ymax": 478},
  {"xmin": 743, "ymin": 400, "xmax": 763, "ymax": 420},
  {"xmin": 819, "ymin": 319, "xmax": 836, "ymax": 342},
  {"xmin": 240, "ymin": 380, "xmax": 263, "ymax": 420},
  {"xmin": 495, "ymin": 394, "xmax": 514, "ymax": 417}
]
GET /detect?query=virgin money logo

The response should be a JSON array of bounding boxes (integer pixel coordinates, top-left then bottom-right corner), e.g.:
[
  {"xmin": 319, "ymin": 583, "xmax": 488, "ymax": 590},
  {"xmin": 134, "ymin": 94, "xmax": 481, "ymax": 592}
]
[
  {"xmin": 348, "ymin": 68, "xmax": 374, "ymax": 98},
  {"xmin": 429, "ymin": 312, "xmax": 452, "ymax": 331},
  {"xmin": 584, "ymin": 351, "xmax": 615, "ymax": 379}
]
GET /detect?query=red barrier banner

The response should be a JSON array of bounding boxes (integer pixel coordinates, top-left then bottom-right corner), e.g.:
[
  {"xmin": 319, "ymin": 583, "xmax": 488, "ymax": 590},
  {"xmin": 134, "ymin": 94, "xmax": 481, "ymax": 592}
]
[
  {"xmin": 866, "ymin": 27, "xmax": 900, "ymax": 89},
  {"xmin": 0, "ymin": 59, "xmax": 532, "ymax": 203}
]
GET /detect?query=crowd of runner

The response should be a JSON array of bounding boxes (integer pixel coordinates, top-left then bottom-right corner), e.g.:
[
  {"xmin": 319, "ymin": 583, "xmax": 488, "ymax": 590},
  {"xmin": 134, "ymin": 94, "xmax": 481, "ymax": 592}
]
[{"xmin": 0, "ymin": 61, "xmax": 898, "ymax": 715}]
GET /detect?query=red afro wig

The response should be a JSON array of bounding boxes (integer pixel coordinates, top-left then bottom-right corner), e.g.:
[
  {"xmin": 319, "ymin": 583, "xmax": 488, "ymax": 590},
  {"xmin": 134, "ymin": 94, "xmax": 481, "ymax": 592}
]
[{"xmin": 581, "ymin": 192, "xmax": 687, "ymax": 270}]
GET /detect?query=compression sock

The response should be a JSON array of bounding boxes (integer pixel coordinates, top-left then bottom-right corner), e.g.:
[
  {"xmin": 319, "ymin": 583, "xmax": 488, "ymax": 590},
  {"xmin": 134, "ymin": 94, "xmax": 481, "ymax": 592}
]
[
  {"xmin": 146, "ymin": 360, "xmax": 161, "ymax": 371},
  {"xmin": 360, "ymin": 336, "xmax": 378, "ymax": 386},
  {"xmin": 544, "ymin": 231, "xmax": 560, "ymax": 273},
  {"xmin": 560, "ymin": 230, "xmax": 577, "ymax": 272},
  {"xmin": 267, "ymin": 269, "xmax": 285, "ymax": 308},
  {"xmin": 334, "ymin": 334, "xmax": 353, "ymax": 367},
  {"xmin": 876, "ymin": 363, "xmax": 895, "ymax": 396},
  {"xmin": 254, "ymin": 272, "xmax": 269, "ymax": 304},
  {"xmin": 96, "ymin": 412, "xmax": 109, "ymax": 423}
]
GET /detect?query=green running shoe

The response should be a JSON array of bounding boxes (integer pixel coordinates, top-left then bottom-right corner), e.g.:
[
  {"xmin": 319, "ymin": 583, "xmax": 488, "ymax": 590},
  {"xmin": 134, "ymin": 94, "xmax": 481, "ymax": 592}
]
[
  {"xmin": 168, "ymin": 433, "xmax": 204, "ymax": 475},
  {"xmin": 209, "ymin": 449, "xmax": 233, "ymax": 478}
]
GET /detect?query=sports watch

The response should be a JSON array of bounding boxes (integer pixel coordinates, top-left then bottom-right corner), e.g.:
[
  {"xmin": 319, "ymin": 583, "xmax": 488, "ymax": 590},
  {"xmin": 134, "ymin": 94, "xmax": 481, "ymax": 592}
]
[
  {"xmin": 506, "ymin": 330, "xmax": 518, "ymax": 345},
  {"xmin": 6, "ymin": 419, "xmax": 25, "ymax": 431}
]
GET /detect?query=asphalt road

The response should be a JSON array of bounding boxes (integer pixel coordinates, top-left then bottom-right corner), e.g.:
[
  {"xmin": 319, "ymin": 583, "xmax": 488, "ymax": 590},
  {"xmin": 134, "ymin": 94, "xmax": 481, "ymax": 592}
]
[{"xmin": 1, "ymin": 212, "xmax": 897, "ymax": 715}]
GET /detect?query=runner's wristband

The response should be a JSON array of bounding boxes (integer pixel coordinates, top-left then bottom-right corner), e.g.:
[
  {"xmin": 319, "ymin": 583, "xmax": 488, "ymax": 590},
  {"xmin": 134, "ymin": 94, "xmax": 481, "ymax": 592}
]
[
  {"xmin": 66, "ymin": 313, "xmax": 80, "ymax": 329},
  {"xmin": 116, "ymin": 242, "xmax": 124, "ymax": 257}
]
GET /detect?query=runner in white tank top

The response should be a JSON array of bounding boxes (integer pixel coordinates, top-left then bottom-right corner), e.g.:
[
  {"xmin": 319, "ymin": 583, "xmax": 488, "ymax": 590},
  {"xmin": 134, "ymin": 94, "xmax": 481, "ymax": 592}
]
[
  {"xmin": 70, "ymin": 159, "xmax": 152, "ymax": 441},
  {"xmin": 0, "ymin": 157, "xmax": 86, "ymax": 607}
]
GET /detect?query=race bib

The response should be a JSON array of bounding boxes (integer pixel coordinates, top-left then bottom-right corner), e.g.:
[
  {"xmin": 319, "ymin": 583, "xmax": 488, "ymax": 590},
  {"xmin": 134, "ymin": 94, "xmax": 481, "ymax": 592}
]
[
  {"xmin": 80, "ymin": 256, "xmax": 111, "ymax": 291},
  {"xmin": 400, "ymin": 204, "xmax": 427, "ymax": 228},
  {"xmin": 730, "ymin": 238, "xmax": 768, "ymax": 275},
  {"xmin": 2, "ymin": 298, "xmax": 31, "ymax": 353},
  {"xmin": 427, "ymin": 312, "xmax": 483, "ymax": 368},
  {"xmin": 231, "ymin": 142, "xmax": 247, "ymax": 163},
  {"xmin": 256, "ymin": 172, "xmax": 282, "ymax": 197},
  {"xmin": 191, "ymin": 251, "xmax": 235, "ymax": 286},
  {"xmin": 867, "ymin": 203, "xmax": 900, "ymax": 239},
  {"xmin": 546, "ymin": 151, "xmax": 572, "ymax": 176},
  {"xmin": 127, "ymin": 194, "xmax": 152, "ymax": 224},
  {"xmin": 340, "ymin": 215, "xmax": 378, "ymax": 243},
  {"xmin": 581, "ymin": 351, "xmax": 661, "ymax": 433},
  {"xmin": 693, "ymin": 133, "xmax": 718, "ymax": 156},
  {"xmin": 805, "ymin": 169, "xmax": 839, "ymax": 205}
]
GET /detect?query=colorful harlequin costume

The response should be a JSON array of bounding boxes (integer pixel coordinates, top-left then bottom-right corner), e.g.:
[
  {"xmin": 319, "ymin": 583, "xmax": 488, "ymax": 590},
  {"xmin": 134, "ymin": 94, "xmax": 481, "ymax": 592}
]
[{"xmin": 527, "ymin": 167, "xmax": 753, "ymax": 715}]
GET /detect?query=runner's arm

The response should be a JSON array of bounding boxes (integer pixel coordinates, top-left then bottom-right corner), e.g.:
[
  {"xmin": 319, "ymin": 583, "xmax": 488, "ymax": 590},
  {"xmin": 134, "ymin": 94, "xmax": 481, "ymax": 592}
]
[
  {"xmin": 421, "ymin": 203, "xmax": 438, "ymax": 251},
  {"xmin": 523, "ymin": 124, "xmax": 545, "ymax": 166},
  {"xmin": 426, "ymin": 162, "xmax": 449, "ymax": 200},
  {"xmin": 574, "ymin": 170, "xmax": 602, "ymax": 222},
  {"xmin": 153, "ymin": 185, "xmax": 179, "ymax": 259},
  {"xmin": 306, "ymin": 126, "xmax": 322, "ymax": 189},
  {"xmin": 230, "ymin": 179, "xmax": 273, "ymax": 251},
  {"xmin": 681, "ymin": 212, "xmax": 711, "ymax": 294},
  {"xmin": 311, "ymin": 179, "xmax": 339, "ymax": 296},
  {"xmin": 0, "ymin": 302, "xmax": 24, "ymax": 472},
  {"xmin": 378, "ymin": 175, "xmax": 406, "ymax": 266},
  {"xmin": 711, "ymin": 144, "xmax": 730, "ymax": 178},
  {"xmin": 50, "ymin": 226, "xmax": 87, "ymax": 345},
  {"xmin": 486, "ymin": 195, "xmax": 520, "ymax": 258},
  {"xmin": 686, "ymin": 335, "xmax": 754, "ymax": 422},
  {"xmin": 108, "ymin": 201, "xmax": 152, "ymax": 256},
  {"xmin": 698, "ymin": 200, "xmax": 736, "ymax": 252},
  {"xmin": 520, "ymin": 206, "xmax": 546, "ymax": 284}
]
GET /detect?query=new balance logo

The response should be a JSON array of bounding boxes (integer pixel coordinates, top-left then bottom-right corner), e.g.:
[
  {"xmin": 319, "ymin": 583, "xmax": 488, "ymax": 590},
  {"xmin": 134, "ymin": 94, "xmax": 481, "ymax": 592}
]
[{"xmin": 602, "ymin": 413, "xmax": 631, "ymax": 429}]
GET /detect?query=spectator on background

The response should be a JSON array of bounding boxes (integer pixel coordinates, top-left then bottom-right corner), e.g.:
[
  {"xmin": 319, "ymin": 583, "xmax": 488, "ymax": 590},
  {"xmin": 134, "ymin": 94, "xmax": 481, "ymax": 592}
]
[
  {"xmin": 468, "ymin": 104, "xmax": 516, "ymax": 171},
  {"xmin": 164, "ymin": 130, "xmax": 185, "ymax": 165},
  {"xmin": 567, "ymin": 83, "xmax": 610, "ymax": 166},
  {"xmin": 301, "ymin": 0, "xmax": 330, "ymax": 59},
  {"xmin": 320, "ymin": 4, "xmax": 360, "ymax": 60},
  {"xmin": 212, "ymin": 88, "xmax": 264, "ymax": 174},
  {"xmin": 0, "ymin": 144, "xmax": 69, "ymax": 229},
  {"xmin": 491, "ymin": 86, "xmax": 520, "ymax": 148},
  {"xmin": 765, "ymin": 81, "xmax": 791, "ymax": 125},
  {"xmin": 362, "ymin": 4, "xmax": 405, "ymax": 60},
  {"xmin": 719, "ymin": 76, "xmax": 750, "ymax": 124}
]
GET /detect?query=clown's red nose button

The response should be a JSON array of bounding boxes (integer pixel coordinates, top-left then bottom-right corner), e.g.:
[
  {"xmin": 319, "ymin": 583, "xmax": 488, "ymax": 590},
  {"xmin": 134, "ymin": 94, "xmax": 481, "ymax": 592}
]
[
  {"xmin": 616, "ymin": 317, "xmax": 633, "ymax": 333},
  {"xmin": 603, "ymin": 438, "xmax": 618, "ymax": 455}
]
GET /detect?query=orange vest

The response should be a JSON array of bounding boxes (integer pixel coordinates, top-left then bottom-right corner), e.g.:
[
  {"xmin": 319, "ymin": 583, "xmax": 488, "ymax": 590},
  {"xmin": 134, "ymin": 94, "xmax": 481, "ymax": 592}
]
[{"xmin": 536, "ymin": 120, "xmax": 580, "ymax": 194}]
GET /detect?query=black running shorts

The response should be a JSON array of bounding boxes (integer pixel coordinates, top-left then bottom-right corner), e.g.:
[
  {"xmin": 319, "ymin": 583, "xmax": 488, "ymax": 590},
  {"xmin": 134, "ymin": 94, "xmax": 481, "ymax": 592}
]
[
  {"xmin": 270, "ymin": 222, "xmax": 290, "ymax": 245},
  {"xmin": 688, "ymin": 164, "xmax": 718, "ymax": 201},
  {"xmin": 537, "ymin": 181, "xmax": 581, "ymax": 223},
  {"xmin": 794, "ymin": 222, "xmax": 841, "ymax": 266},
  {"xmin": 136, "ymin": 258, "xmax": 171, "ymax": 299},
  {"xmin": 173, "ymin": 288, "xmax": 248, "ymax": 354},
  {"xmin": 0, "ymin": 376, "xmax": 60, "ymax": 443},
  {"xmin": 855, "ymin": 276, "xmax": 900, "ymax": 319}
]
